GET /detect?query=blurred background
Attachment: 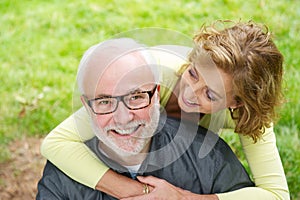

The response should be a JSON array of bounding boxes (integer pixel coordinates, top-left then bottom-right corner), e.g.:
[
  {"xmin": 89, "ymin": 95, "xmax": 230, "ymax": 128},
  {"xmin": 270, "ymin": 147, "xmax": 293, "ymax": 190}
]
[{"xmin": 0, "ymin": 0, "xmax": 299, "ymax": 199}]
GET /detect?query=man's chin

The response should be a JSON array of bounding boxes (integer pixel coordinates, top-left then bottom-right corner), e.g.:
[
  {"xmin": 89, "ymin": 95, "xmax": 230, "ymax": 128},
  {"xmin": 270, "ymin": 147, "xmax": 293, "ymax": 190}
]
[
  {"xmin": 114, "ymin": 138, "xmax": 150, "ymax": 155},
  {"xmin": 112, "ymin": 145, "xmax": 144, "ymax": 157}
]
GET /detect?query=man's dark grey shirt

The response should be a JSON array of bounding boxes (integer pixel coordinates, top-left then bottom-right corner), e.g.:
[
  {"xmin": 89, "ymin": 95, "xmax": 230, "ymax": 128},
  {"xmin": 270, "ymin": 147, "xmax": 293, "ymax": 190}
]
[{"xmin": 37, "ymin": 116, "xmax": 254, "ymax": 200}]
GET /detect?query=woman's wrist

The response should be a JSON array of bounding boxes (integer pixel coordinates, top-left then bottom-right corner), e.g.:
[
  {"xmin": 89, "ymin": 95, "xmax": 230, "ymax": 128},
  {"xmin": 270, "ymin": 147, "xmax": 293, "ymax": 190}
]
[
  {"xmin": 187, "ymin": 194, "xmax": 219, "ymax": 200},
  {"xmin": 95, "ymin": 169, "xmax": 144, "ymax": 198}
]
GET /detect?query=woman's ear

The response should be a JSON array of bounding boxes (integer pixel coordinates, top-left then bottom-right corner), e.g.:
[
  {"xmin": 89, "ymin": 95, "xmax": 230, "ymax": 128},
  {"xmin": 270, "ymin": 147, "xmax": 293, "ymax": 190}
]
[
  {"xmin": 228, "ymin": 100, "xmax": 244, "ymax": 112},
  {"xmin": 229, "ymin": 95, "xmax": 244, "ymax": 110},
  {"xmin": 229, "ymin": 103, "xmax": 244, "ymax": 110}
]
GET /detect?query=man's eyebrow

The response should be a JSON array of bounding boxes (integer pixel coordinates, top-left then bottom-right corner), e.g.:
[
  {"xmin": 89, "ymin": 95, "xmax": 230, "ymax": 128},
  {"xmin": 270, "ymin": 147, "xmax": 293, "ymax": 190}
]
[
  {"xmin": 95, "ymin": 88, "xmax": 143, "ymax": 98},
  {"xmin": 95, "ymin": 94, "xmax": 112, "ymax": 99},
  {"xmin": 128, "ymin": 88, "xmax": 144, "ymax": 94}
]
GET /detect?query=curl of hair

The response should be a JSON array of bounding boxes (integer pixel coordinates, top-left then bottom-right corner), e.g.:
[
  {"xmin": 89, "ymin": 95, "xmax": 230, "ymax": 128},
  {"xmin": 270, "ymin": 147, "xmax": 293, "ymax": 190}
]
[{"xmin": 190, "ymin": 20, "xmax": 284, "ymax": 141}]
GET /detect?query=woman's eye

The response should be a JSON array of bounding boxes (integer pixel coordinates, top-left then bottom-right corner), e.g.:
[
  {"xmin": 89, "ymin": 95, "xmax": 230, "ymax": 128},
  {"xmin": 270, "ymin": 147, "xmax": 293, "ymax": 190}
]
[
  {"xmin": 206, "ymin": 90, "xmax": 217, "ymax": 102},
  {"xmin": 188, "ymin": 68, "xmax": 198, "ymax": 80}
]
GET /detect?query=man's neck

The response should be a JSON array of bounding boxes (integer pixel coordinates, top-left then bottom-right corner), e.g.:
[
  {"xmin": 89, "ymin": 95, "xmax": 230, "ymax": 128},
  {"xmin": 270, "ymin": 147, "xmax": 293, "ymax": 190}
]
[{"xmin": 97, "ymin": 141, "xmax": 151, "ymax": 166}]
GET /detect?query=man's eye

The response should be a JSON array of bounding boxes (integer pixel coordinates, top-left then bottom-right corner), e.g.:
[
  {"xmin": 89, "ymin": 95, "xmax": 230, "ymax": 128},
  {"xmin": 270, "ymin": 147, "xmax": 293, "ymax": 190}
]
[
  {"xmin": 97, "ymin": 99, "xmax": 112, "ymax": 105},
  {"xmin": 130, "ymin": 94, "xmax": 145, "ymax": 101}
]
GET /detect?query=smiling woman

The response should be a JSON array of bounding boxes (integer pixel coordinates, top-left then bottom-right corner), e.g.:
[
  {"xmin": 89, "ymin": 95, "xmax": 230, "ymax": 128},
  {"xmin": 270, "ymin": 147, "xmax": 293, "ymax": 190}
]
[{"xmin": 177, "ymin": 60, "xmax": 236, "ymax": 114}]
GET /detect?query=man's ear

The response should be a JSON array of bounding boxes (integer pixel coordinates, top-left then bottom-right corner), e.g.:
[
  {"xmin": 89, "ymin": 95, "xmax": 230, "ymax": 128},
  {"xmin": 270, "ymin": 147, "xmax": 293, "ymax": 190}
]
[
  {"xmin": 80, "ymin": 95, "xmax": 91, "ymax": 114},
  {"xmin": 156, "ymin": 84, "xmax": 160, "ymax": 100},
  {"xmin": 157, "ymin": 84, "xmax": 160, "ymax": 92},
  {"xmin": 80, "ymin": 95, "xmax": 87, "ymax": 106}
]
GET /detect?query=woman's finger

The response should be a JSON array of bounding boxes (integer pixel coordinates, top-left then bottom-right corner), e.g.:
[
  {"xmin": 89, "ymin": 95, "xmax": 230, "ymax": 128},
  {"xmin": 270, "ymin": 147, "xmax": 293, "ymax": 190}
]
[{"xmin": 137, "ymin": 175, "xmax": 166, "ymax": 187}]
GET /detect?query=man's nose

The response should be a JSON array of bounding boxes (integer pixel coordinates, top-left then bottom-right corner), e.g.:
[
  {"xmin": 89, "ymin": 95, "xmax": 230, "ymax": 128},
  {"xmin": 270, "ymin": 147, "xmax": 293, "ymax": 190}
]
[{"xmin": 112, "ymin": 102, "xmax": 133, "ymax": 124}]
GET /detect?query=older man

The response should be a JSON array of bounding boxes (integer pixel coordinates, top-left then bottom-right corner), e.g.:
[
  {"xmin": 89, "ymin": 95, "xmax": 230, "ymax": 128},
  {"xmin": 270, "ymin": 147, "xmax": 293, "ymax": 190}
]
[{"xmin": 36, "ymin": 38, "xmax": 253, "ymax": 200}]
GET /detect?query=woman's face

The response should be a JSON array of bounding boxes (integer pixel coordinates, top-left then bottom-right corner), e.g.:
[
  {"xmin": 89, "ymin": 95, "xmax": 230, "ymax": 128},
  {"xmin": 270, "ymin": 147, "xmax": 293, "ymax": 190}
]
[{"xmin": 178, "ymin": 54, "xmax": 237, "ymax": 114}]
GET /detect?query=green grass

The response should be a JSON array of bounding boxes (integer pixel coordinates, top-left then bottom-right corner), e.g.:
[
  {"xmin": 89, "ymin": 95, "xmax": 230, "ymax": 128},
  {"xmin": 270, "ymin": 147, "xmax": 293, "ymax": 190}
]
[{"xmin": 1, "ymin": 0, "xmax": 299, "ymax": 199}]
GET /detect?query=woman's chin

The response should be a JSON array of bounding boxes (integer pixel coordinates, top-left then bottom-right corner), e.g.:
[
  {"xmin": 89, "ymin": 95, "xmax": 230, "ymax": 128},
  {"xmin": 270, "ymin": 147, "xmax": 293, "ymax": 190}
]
[{"xmin": 179, "ymin": 103, "xmax": 199, "ymax": 113}]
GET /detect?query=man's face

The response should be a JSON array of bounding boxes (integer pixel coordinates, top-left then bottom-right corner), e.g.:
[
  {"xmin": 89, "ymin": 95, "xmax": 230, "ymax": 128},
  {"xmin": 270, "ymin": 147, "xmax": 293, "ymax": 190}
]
[{"xmin": 84, "ymin": 53, "xmax": 160, "ymax": 157}]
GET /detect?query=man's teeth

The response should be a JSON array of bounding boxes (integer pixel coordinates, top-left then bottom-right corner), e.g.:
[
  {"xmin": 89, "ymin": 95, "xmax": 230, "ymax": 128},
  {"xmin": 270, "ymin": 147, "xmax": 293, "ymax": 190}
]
[{"xmin": 114, "ymin": 126, "xmax": 139, "ymax": 135}]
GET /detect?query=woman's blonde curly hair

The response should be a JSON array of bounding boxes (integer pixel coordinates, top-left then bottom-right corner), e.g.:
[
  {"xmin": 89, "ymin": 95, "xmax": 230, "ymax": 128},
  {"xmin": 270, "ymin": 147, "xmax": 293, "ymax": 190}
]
[{"xmin": 188, "ymin": 20, "xmax": 284, "ymax": 141}]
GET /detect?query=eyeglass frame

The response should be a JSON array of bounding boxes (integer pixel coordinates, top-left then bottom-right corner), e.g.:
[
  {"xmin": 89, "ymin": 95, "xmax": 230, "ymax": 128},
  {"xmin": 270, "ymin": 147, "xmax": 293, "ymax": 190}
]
[{"xmin": 83, "ymin": 84, "xmax": 158, "ymax": 115}]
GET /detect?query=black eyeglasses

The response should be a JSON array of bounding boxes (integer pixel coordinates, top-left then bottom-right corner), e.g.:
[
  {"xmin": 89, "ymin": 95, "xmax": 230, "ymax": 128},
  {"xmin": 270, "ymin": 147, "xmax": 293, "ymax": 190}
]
[{"xmin": 84, "ymin": 85, "xmax": 157, "ymax": 115}]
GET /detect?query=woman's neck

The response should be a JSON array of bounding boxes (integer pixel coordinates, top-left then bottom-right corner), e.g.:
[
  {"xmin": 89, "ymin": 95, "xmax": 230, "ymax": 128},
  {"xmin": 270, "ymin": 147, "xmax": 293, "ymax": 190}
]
[
  {"xmin": 164, "ymin": 88, "xmax": 181, "ymax": 119},
  {"xmin": 165, "ymin": 81, "xmax": 203, "ymax": 123}
]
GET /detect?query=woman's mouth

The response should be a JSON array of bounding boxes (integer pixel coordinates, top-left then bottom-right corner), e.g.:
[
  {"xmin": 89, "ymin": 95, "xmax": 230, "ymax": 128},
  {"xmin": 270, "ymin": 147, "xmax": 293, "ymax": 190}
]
[{"xmin": 182, "ymin": 96, "xmax": 199, "ymax": 107}]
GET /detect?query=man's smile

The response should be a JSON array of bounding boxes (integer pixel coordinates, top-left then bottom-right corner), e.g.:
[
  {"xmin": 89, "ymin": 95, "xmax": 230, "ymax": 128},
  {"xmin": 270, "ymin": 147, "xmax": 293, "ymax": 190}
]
[{"xmin": 107, "ymin": 124, "xmax": 145, "ymax": 138}]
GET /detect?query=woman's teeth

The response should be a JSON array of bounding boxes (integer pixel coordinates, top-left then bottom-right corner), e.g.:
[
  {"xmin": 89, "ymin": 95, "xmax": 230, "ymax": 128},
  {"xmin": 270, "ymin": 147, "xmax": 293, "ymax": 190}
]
[{"xmin": 187, "ymin": 100, "xmax": 197, "ymax": 105}]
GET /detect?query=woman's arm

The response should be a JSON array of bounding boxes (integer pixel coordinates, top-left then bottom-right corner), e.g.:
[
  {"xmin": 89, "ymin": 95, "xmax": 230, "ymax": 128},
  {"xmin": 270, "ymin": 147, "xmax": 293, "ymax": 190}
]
[
  {"xmin": 216, "ymin": 125, "xmax": 290, "ymax": 200},
  {"xmin": 40, "ymin": 107, "xmax": 107, "ymax": 188},
  {"xmin": 41, "ymin": 107, "xmax": 146, "ymax": 198},
  {"xmin": 96, "ymin": 169, "xmax": 146, "ymax": 199},
  {"xmin": 204, "ymin": 111, "xmax": 290, "ymax": 199},
  {"xmin": 121, "ymin": 176, "xmax": 218, "ymax": 200}
]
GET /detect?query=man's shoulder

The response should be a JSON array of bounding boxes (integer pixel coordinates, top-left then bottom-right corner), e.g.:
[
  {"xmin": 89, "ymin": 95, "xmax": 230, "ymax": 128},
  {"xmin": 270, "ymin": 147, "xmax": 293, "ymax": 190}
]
[
  {"xmin": 158, "ymin": 116, "xmax": 217, "ymax": 144},
  {"xmin": 157, "ymin": 116, "xmax": 236, "ymax": 159},
  {"xmin": 38, "ymin": 161, "xmax": 80, "ymax": 191},
  {"xmin": 150, "ymin": 116, "xmax": 254, "ymax": 193},
  {"xmin": 37, "ymin": 161, "xmax": 106, "ymax": 200}
]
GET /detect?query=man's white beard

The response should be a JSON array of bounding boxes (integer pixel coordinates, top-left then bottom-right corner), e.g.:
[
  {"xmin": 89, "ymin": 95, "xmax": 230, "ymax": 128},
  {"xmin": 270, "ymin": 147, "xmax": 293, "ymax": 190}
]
[{"xmin": 91, "ymin": 97, "xmax": 160, "ymax": 158}]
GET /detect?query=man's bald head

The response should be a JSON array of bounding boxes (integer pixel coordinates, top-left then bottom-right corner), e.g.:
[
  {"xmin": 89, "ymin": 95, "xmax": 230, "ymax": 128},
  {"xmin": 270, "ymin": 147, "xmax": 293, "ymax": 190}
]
[{"xmin": 77, "ymin": 38, "xmax": 158, "ymax": 96}]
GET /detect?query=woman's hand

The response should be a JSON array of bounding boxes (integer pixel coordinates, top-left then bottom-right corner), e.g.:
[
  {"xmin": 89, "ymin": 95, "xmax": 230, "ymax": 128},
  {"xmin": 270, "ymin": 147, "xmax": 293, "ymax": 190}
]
[{"xmin": 121, "ymin": 176, "xmax": 218, "ymax": 200}]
